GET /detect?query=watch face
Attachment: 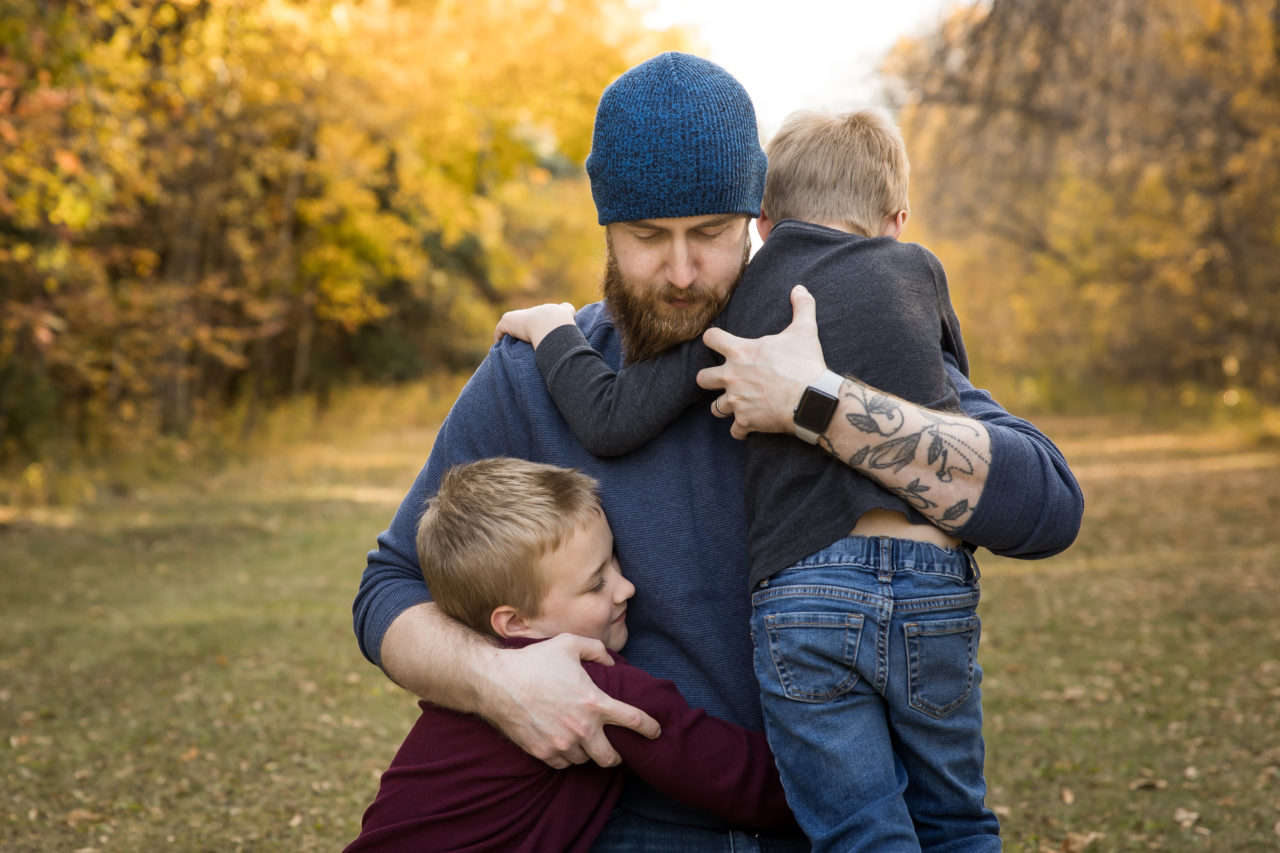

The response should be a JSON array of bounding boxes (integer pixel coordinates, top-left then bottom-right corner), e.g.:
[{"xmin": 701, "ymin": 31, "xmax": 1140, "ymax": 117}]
[{"xmin": 794, "ymin": 387, "xmax": 839, "ymax": 434}]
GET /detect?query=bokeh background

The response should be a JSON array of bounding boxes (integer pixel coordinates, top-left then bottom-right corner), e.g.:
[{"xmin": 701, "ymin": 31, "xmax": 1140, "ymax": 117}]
[{"xmin": 3, "ymin": 1, "xmax": 1279, "ymax": 851}]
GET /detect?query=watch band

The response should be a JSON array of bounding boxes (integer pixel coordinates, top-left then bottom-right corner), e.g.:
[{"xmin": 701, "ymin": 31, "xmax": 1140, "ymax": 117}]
[{"xmin": 793, "ymin": 369, "xmax": 845, "ymax": 445}]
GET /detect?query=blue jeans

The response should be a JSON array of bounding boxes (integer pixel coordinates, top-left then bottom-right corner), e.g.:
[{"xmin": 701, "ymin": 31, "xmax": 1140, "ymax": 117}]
[
  {"xmin": 590, "ymin": 808, "xmax": 812, "ymax": 852},
  {"xmin": 751, "ymin": 536, "xmax": 1000, "ymax": 853}
]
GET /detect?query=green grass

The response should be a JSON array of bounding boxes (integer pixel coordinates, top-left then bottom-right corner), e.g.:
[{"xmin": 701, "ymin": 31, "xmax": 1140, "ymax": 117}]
[{"xmin": 3, "ymin": 407, "xmax": 1279, "ymax": 851}]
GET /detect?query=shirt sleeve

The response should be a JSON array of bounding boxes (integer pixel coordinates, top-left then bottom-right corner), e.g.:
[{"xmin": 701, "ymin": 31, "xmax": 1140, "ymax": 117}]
[
  {"xmin": 534, "ymin": 324, "xmax": 715, "ymax": 456},
  {"xmin": 589, "ymin": 655, "xmax": 795, "ymax": 831},
  {"xmin": 922, "ymin": 246, "xmax": 970, "ymax": 381},
  {"xmin": 352, "ymin": 341, "xmax": 537, "ymax": 666},
  {"xmin": 948, "ymin": 356, "xmax": 1085, "ymax": 558}
]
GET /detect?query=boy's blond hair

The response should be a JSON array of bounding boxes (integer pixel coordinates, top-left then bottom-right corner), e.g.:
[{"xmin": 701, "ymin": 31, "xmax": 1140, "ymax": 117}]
[
  {"xmin": 762, "ymin": 108, "xmax": 910, "ymax": 238},
  {"xmin": 416, "ymin": 457, "xmax": 603, "ymax": 637}
]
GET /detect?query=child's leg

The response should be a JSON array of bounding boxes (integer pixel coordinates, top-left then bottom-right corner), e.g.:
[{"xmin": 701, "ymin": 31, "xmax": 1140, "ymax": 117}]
[
  {"xmin": 751, "ymin": 541, "xmax": 922, "ymax": 853},
  {"xmin": 883, "ymin": 544, "xmax": 1001, "ymax": 852}
]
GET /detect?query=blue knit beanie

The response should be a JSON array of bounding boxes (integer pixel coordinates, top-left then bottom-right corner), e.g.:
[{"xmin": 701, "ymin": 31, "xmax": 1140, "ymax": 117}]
[{"xmin": 586, "ymin": 52, "xmax": 767, "ymax": 225}]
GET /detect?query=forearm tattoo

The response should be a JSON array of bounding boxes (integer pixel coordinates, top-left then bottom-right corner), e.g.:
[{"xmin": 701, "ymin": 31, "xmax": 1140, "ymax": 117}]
[{"xmin": 817, "ymin": 382, "xmax": 991, "ymax": 529}]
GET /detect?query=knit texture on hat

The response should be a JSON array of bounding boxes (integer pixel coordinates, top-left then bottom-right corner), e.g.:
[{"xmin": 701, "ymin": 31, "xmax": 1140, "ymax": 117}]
[{"xmin": 586, "ymin": 52, "xmax": 767, "ymax": 225}]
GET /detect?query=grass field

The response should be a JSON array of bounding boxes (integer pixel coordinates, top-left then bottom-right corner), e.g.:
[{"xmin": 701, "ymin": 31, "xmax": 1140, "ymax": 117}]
[{"xmin": 3, "ymin": 402, "xmax": 1279, "ymax": 851}]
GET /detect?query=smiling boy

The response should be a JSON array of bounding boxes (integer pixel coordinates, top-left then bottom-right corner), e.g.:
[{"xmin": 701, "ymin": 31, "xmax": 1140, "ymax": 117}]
[{"xmin": 344, "ymin": 458, "xmax": 794, "ymax": 852}]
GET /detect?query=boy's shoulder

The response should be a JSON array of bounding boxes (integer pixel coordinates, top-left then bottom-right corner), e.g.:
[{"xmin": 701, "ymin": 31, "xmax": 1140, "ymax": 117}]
[{"xmin": 764, "ymin": 220, "xmax": 942, "ymax": 270}]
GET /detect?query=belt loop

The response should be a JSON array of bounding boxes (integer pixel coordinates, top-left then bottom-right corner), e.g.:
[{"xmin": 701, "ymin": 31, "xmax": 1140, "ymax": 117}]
[
  {"xmin": 964, "ymin": 547, "xmax": 981, "ymax": 582},
  {"xmin": 877, "ymin": 537, "xmax": 893, "ymax": 582}
]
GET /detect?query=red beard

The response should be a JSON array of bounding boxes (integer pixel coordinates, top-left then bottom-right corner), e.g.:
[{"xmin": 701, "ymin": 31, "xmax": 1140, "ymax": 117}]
[{"xmin": 602, "ymin": 232, "xmax": 751, "ymax": 364}]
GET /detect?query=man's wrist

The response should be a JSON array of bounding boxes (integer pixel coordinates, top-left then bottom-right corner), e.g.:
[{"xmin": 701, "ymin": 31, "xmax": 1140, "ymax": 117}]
[{"xmin": 792, "ymin": 369, "xmax": 844, "ymax": 444}]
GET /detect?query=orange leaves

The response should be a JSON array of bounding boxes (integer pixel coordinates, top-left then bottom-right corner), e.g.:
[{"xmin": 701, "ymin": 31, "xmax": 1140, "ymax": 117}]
[{"xmin": 2, "ymin": 0, "xmax": 671, "ymax": 459}]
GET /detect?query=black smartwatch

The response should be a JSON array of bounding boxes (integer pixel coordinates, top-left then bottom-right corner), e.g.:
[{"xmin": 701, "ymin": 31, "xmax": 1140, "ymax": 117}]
[{"xmin": 792, "ymin": 370, "xmax": 844, "ymax": 444}]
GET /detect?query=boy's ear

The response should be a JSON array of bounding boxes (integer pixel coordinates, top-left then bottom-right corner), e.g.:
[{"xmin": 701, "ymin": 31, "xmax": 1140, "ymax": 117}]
[
  {"xmin": 755, "ymin": 210, "xmax": 774, "ymax": 243},
  {"xmin": 490, "ymin": 605, "xmax": 537, "ymax": 640},
  {"xmin": 880, "ymin": 209, "xmax": 908, "ymax": 239}
]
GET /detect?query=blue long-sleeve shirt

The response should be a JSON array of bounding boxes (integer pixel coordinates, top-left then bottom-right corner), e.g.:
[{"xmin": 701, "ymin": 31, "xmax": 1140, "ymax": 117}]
[{"xmin": 353, "ymin": 299, "xmax": 1083, "ymax": 829}]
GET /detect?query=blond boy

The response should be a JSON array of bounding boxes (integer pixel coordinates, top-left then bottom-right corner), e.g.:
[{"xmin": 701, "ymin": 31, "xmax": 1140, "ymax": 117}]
[{"xmin": 345, "ymin": 457, "xmax": 794, "ymax": 852}]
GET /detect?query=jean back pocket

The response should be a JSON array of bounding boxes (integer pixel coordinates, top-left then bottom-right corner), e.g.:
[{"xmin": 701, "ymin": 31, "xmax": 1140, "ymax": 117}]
[
  {"xmin": 904, "ymin": 615, "xmax": 979, "ymax": 718},
  {"xmin": 763, "ymin": 612, "xmax": 864, "ymax": 702}
]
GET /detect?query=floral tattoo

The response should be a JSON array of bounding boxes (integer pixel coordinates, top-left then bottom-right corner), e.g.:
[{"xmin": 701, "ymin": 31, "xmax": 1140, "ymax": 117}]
[{"xmin": 817, "ymin": 383, "xmax": 990, "ymax": 529}]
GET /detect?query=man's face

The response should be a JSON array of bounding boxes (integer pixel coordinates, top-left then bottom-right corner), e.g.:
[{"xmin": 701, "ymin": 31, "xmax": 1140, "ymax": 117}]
[{"xmin": 604, "ymin": 214, "xmax": 752, "ymax": 363}]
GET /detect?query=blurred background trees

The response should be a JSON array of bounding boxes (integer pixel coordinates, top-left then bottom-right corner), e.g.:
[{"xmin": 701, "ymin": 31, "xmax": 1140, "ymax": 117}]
[
  {"xmin": 888, "ymin": 0, "xmax": 1279, "ymax": 409},
  {"xmin": 0, "ymin": 0, "xmax": 671, "ymax": 475},
  {"xmin": 1, "ymin": 0, "xmax": 1277, "ymax": 494}
]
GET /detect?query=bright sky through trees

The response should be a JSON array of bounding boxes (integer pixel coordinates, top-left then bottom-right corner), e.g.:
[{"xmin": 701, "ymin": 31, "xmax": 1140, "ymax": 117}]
[{"xmin": 635, "ymin": 0, "xmax": 952, "ymax": 133}]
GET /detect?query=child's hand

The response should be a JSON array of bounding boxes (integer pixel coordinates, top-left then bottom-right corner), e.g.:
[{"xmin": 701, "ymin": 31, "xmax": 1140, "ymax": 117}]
[{"xmin": 494, "ymin": 302, "xmax": 577, "ymax": 348}]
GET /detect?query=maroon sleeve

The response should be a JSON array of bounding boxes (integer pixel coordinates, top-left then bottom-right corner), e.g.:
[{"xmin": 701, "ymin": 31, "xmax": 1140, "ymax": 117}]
[{"xmin": 586, "ymin": 654, "xmax": 794, "ymax": 830}]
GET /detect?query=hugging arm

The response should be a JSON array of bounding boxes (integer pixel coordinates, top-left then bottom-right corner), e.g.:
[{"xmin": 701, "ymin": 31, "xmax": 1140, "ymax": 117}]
[
  {"xmin": 698, "ymin": 285, "xmax": 1083, "ymax": 557},
  {"xmin": 530, "ymin": 323, "xmax": 717, "ymax": 456},
  {"xmin": 598, "ymin": 659, "xmax": 794, "ymax": 830}
]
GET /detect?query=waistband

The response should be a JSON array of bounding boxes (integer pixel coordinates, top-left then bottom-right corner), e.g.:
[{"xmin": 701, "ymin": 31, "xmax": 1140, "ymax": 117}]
[{"xmin": 790, "ymin": 533, "xmax": 978, "ymax": 581}]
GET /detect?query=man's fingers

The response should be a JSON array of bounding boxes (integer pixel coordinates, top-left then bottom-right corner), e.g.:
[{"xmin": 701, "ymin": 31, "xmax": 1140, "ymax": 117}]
[
  {"xmin": 600, "ymin": 695, "xmax": 661, "ymax": 741},
  {"xmin": 786, "ymin": 284, "xmax": 817, "ymax": 331},
  {"xmin": 579, "ymin": 730, "xmax": 623, "ymax": 768},
  {"xmin": 700, "ymin": 326, "xmax": 744, "ymax": 360},
  {"xmin": 554, "ymin": 633, "xmax": 614, "ymax": 667}
]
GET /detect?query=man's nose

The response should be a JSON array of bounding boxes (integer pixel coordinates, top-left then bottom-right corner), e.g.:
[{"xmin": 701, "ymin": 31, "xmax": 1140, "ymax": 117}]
[{"xmin": 665, "ymin": 237, "xmax": 696, "ymax": 289}]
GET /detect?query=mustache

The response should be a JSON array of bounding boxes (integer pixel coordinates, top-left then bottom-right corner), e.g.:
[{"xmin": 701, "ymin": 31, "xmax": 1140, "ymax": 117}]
[{"xmin": 657, "ymin": 282, "xmax": 720, "ymax": 303}]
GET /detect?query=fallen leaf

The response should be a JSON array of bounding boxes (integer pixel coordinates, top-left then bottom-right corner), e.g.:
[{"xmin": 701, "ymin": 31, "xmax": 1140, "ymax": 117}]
[
  {"xmin": 66, "ymin": 808, "xmax": 102, "ymax": 827},
  {"xmin": 1173, "ymin": 807, "xmax": 1199, "ymax": 829},
  {"xmin": 288, "ymin": 813, "xmax": 303, "ymax": 827},
  {"xmin": 1060, "ymin": 831, "xmax": 1105, "ymax": 852},
  {"xmin": 1128, "ymin": 778, "xmax": 1167, "ymax": 791},
  {"xmin": 1060, "ymin": 787, "xmax": 1075, "ymax": 805}
]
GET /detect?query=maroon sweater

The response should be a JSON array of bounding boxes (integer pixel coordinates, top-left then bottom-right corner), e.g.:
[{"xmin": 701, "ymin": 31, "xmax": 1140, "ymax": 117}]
[{"xmin": 344, "ymin": 644, "xmax": 795, "ymax": 852}]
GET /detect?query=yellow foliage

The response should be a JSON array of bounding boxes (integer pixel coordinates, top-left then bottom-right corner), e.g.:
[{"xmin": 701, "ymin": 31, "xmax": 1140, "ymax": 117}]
[
  {"xmin": 891, "ymin": 0, "xmax": 1280, "ymax": 408},
  {"xmin": 1, "ymin": 0, "xmax": 681, "ymax": 462}
]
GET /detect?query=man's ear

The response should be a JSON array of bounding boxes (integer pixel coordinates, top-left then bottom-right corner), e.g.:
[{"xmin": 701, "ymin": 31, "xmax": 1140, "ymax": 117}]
[
  {"xmin": 490, "ymin": 605, "xmax": 537, "ymax": 639},
  {"xmin": 880, "ymin": 209, "xmax": 908, "ymax": 239},
  {"xmin": 756, "ymin": 210, "xmax": 774, "ymax": 243}
]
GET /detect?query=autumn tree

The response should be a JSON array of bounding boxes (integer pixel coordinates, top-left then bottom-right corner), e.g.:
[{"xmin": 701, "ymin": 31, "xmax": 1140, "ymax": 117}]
[
  {"xmin": 1, "ymin": 0, "xmax": 672, "ymax": 468},
  {"xmin": 886, "ymin": 0, "xmax": 1280, "ymax": 408}
]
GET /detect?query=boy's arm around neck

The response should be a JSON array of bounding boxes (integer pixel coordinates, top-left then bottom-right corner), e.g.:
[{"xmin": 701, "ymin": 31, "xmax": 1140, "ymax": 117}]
[{"xmin": 535, "ymin": 324, "xmax": 716, "ymax": 456}]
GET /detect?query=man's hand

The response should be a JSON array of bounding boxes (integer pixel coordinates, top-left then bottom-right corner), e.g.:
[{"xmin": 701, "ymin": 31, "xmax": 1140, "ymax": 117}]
[
  {"xmin": 698, "ymin": 284, "xmax": 826, "ymax": 439},
  {"xmin": 482, "ymin": 633, "xmax": 661, "ymax": 769},
  {"xmin": 494, "ymin": 302, "xmax": 577, "ymax": 349}
]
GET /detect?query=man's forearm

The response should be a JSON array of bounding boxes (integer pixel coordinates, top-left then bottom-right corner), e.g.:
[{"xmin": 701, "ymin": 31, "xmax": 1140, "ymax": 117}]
[
  {"xmin": 380, "ymin": 601, "xmax": 500, "ymax": 712},
  {"xmin": 815, "ymin": 378, "xmax": 991, "ymax": 533}
]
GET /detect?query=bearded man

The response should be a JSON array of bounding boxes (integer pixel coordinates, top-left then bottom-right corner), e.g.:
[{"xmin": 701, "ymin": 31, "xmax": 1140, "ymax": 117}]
[{"xmin": 353, "ymin": 52, "xmax": 1082, "ymax": 850}]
